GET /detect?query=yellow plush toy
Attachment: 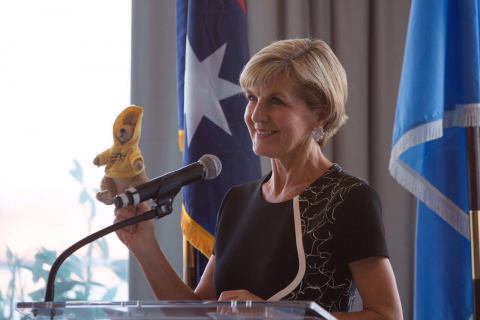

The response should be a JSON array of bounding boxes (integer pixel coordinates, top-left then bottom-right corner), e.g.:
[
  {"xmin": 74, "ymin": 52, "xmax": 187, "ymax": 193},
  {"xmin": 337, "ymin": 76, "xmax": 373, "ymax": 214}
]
[{"xmin": 94, "ymin": 105, "xmax": 148, "ymax": 206}]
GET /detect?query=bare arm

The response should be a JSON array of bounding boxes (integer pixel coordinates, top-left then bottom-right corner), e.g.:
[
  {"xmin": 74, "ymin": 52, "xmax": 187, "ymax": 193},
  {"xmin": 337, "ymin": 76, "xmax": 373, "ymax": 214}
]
[
  {"xmin": 194, "ymin": 255, "xmax": 217, "ymax": 300},
  {"xmin": 333, "ymin": 257, "xmax": 403, "ymax": 320},
  {"xmin": 114, "ymin": 204, "xmax": 216, "ymax": 300}
]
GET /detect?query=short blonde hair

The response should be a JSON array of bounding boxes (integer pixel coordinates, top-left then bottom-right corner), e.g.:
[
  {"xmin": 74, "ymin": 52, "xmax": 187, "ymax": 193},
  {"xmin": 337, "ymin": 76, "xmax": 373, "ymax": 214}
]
[{"xmin": 239, "ymin": 38, "xmax": 348, "ymax": 146}]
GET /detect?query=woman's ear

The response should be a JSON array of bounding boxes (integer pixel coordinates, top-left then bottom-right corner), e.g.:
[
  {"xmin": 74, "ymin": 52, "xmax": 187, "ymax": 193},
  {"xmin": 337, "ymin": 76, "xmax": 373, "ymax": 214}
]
[{"xmin": 315, "ymin": 106, "xmax": 327, "ymax": 127}]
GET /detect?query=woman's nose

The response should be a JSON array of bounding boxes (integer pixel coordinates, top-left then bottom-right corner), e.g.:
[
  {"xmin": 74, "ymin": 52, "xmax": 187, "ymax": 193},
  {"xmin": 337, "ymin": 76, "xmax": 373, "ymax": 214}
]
[{"xmin": 251, "ymin": 101, "xmax": 268, "ymax": 123}]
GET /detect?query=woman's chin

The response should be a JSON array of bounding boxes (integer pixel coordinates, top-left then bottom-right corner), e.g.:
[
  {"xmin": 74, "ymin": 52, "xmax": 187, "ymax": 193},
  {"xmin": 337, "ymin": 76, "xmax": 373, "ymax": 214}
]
[
  {"xmin": 252, "ymin": 147, "xmax": 279, "ymax": 159},
  {"xmin": 252, "ymin": 147, "xmax": 270, "ymax": 158}
]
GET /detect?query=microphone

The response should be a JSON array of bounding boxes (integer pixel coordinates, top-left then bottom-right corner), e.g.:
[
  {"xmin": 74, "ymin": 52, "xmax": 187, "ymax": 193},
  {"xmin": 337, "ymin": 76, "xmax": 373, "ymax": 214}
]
[{"xmin": 113, "ymin": 154, "xmax": 222, "ymax": 208}]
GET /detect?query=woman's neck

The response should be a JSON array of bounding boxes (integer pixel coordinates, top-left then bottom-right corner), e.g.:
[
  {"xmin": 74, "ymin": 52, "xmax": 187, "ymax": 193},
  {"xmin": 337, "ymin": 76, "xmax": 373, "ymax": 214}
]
[{"xmin": 262, "ymin": 142, "xmax": 332, "ymax": 203}]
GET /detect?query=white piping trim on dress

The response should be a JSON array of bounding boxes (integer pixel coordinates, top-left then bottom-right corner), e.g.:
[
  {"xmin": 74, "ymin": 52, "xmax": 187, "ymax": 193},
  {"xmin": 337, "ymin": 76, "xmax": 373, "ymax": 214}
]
[
  {"xmin": 267, "ymin": 196, "xmax": 306, "ymax": 301},
  {"xmin": 388, "ymin": 103, "xmax": 480, "ymax": 241}
]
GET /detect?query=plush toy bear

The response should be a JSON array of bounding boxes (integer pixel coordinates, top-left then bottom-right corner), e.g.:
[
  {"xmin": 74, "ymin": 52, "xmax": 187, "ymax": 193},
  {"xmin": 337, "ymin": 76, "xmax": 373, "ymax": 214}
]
[{"xmin": 94, "ymin": 105, "xmax": 148, "ymax": 208}]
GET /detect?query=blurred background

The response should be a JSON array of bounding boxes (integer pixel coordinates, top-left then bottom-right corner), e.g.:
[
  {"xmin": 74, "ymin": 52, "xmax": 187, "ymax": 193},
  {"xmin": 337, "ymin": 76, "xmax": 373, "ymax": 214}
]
[
  {"xmin": 0, "ymin": 1, "xmax": 416, "ymax": 319},
  {"xmin": 0, "ymin": 1, "xmax": 132, "ymax": 318}
]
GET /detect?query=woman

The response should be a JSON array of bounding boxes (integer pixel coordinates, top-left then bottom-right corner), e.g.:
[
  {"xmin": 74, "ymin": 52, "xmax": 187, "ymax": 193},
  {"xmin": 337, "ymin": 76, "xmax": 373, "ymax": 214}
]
[{"xmin": 114, "ymin": 38, "xmax": 403, "ymax": 319}]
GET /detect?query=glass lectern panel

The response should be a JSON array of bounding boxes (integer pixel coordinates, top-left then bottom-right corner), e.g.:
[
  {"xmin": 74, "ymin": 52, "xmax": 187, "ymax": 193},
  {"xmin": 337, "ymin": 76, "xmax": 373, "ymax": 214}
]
[{"xmin": 16, "ymin": 300, "xmax": 337, "ymax": 319}]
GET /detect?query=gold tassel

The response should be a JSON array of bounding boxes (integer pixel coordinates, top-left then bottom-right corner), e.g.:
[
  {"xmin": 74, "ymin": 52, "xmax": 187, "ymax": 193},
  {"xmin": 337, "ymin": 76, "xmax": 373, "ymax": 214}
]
[
  {"xmin": 180, "ymin": 204, "xmax": 214, "ymax": 258},
  {"xmin": 178, "ymin": 130, "xmax": 184, "ymax": 152}
]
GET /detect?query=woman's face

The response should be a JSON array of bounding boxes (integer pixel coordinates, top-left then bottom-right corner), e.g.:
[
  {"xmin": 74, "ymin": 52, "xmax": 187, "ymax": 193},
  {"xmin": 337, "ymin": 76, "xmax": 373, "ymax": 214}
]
[{"xmin": 244, "ymin": 73, "xmax": 321, "ymax": 160}]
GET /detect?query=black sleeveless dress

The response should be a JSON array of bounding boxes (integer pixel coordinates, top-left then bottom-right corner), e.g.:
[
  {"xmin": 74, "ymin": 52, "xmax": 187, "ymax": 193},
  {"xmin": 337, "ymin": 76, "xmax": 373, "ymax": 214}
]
[{"xmin": 212, "ymin": 164, "xmax": 389, "ymax": 312}]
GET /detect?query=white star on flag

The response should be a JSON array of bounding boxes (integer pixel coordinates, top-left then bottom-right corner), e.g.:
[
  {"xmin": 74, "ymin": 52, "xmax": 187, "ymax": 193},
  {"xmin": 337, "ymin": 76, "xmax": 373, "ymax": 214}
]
[{"xmin": 184, "ymin": 38, "xmax": 243, "ymax": 147}]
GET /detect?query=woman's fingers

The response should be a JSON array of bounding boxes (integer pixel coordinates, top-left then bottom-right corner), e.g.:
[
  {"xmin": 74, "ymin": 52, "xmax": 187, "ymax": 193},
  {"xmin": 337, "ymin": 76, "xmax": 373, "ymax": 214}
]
[
  {"xmin": 113, "ymin": 202, "xmax": 154, "ymax": 247},
  {"xmin": 136, "ymin": 202, "xmax": 150, "ymax": 214},
  {"xmin": 114, "ymin": 206, "xmax": 137, "ymax": 233},
  {"xmin": 113, "ymin": 213, "xmax": 134, "ymax": 238},
  {"xmin": 218, "ymin": 290, "xmax": 263, "ymax": 301},
  {"xmin": 113, "ymin": 214, "xmax": 130, "ymax": 245},
  {"xmin": 115, "ymin": 206, "xmax": 134, "ymax": 218},
  {"xmin": 218, "ymin": 291, "xmax": 236, "ymax": 301},
  {"xmin": 114, "ymin": 203, "xmax": 150, "ymax": 218},
  {"xmin": 217, "ymin": 290, "xmax": 264, "ymax": 317}
]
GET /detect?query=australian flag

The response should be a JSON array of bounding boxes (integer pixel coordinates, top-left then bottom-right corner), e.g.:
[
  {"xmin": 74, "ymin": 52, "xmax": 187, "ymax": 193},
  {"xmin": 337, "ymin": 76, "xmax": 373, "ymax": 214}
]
[
  {"xmin": 390, "ymin": 0, "xmax": 480, "ymax": 318},
  {"xmin": 175, "ymin": 0, "xmax": 261, "ymax": 280}
]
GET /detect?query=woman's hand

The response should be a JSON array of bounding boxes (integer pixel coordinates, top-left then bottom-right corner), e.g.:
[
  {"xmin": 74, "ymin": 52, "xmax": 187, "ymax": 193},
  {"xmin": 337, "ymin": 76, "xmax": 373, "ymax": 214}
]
[
  {"xmin": 218, "ymin": 289, "xmax": 264, "ymax": 301},
  {"xmin": 114, "ymin": 202, "xmax": 155, "ymax": 253},
  {"xmin": 217, "ymin": 290, "xmax": 264, "ymax": 317}
]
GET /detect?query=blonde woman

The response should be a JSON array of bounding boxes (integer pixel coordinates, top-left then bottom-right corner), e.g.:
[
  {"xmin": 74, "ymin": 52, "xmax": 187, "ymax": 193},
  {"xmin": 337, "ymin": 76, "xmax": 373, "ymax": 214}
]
[{"xmin": 114, "ymin": 39, "xmax": 403, "ymax": 319}]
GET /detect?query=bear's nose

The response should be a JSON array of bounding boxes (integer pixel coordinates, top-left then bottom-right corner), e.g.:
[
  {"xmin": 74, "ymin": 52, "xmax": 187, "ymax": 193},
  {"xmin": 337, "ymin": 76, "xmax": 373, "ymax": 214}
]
[{"xmin": 120, "ymin": 128, "xmax": 126, "ymax": 133}]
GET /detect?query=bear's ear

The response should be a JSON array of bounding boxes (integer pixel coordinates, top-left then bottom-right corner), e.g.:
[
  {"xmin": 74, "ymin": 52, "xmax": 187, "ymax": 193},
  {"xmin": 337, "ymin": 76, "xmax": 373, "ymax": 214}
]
[
  {"xmin": 130, "ymin": 113, "xmax": 139, "ymax": 126},
  {"xmin": 123, "ymin": 112, "xmax": 133, "ymax": 125}
]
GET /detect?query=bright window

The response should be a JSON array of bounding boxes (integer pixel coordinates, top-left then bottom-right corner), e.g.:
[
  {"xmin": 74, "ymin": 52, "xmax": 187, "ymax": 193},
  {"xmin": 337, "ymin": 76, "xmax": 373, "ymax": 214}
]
[{"xmin": 0, "ymin": 1, "xmax": 132, "ymax": 318}]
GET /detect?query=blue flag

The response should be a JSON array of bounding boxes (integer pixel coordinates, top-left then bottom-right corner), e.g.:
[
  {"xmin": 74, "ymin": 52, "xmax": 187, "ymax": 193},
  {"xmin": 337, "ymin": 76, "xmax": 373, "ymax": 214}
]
[
  {"xmin": 390, "ymin": 0, "xmax": 480, "ymax": 318},
  {"xmin": 175, "ymin": 0, "xmax": 261, "ymax": 277}
]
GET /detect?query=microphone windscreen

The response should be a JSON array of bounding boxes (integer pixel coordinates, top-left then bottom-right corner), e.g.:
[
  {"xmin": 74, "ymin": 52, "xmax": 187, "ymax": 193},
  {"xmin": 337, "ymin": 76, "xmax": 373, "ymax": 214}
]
[{"xmin": 199, "ymin": 154, "xmax": 222, "ymax": 179}]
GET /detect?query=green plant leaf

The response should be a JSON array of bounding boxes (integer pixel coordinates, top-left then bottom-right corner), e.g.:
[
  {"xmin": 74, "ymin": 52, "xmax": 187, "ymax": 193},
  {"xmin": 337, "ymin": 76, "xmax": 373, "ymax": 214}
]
[
  {"xmin": 85, "ymin": 281, "xmax": 105, "ymax": 288},
  {"xmin": 21, "ymin": 264, "xmax": 48, "ymax": 283},
  {"xmin": 28, "ymin": 288, "xmax": 45, "ymax": 301},
  {"xmin": 6, "ymin": 247, "xmax": 13, "ymax": 262},
  {"xmin": 66, "ymin": 253, "xmax": 81, "ymax": 265},
  {"xmin": 36, "ymin": 247, "xmax": 57, "ymax": 265},
  {"xmin": 61, "ymin": 256, "xmax": 84, "ymax": 281},
  {"xmin": 14, "ymin": 256, "xmax": 23, "ymax": 272},
  {"xmin": 8, "ymin": 278, "xmax": 14, "ymax": 291},
  {"xmin": 26, "ymin": 247, "xmax": 57, "ymax": 283},
  {"xmin": 55, "ymin": 253, "xmax": 83, "ymax": 280},
  {"xmin": 90, "ymin": 198, "xmax": 97, "ymax": 219},
  {"xmin": 109, "ymin": 260, "xmax": 127, "ymax": 281},
  {"xmin": 95, "ymin": 238, "xmax": 109, "ymax": 259},
  {"xmin": 101, "ymin": 287, "xmax": 117, "ymax": 301},
  {"xmin": 54, "ymin": 279, "xmax": 85, "ymax": 297},
  {"xmin": 73, "ymin": 290, "xmax": 87, "ymax": 301},
  {"xmin": 69, "ymin": 160, "xmax": 84, "ymax": 184},
  {"xmin": 79, "ymin": 188, "xmax": 90, "ymax": 204}
]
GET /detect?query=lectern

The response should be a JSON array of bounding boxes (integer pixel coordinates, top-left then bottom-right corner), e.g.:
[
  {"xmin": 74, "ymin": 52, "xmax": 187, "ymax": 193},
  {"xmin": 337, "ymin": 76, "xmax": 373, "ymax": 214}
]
[
  {"xmin": 16, "ymin": 161, "xmax": 338, "ymax": 319},
  {"xmin": 16, "ymin": 300, "xmax": 336, "ymax": 319}
]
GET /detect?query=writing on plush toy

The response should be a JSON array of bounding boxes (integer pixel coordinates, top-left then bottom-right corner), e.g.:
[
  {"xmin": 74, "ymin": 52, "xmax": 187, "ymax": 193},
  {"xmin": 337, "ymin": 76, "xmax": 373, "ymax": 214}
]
[{"xmin": 111, "ymin": 152, "xmax": 126, "ymax": 162}]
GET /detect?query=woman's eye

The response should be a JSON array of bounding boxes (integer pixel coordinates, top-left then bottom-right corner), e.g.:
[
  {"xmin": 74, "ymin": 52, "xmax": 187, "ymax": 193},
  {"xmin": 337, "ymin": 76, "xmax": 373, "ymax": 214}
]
[
  {"xmin": 271, "ymin": 97, "xmax": 283, "ymax": 104},
  {"xmin": 247, "ymin": 95, "xmax": 257, "ymax": 101}
]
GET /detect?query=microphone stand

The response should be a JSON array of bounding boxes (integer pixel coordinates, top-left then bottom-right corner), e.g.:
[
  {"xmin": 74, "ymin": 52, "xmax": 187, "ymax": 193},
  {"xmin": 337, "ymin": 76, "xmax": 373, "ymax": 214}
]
[{"xmin": 44, "ymin": 182, "xmax": 181, "ymax": 303}]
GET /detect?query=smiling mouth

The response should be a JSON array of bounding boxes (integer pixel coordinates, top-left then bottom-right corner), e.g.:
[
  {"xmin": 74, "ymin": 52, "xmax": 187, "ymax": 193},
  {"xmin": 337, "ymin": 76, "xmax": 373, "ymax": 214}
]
[{"xmin": 256, "ymin": 130, "xmax": 277, "ymax": 135}]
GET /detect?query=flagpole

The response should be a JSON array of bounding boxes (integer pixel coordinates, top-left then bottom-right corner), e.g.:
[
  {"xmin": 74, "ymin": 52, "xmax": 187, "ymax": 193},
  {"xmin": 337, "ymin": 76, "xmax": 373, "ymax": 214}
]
[
  {"xmin": 183, "ymin": 236, "xmax": 197, "ymax": 289},
  {"xmin": 466, "ymin": 126, "xmax": 480, "ymax": 318}
]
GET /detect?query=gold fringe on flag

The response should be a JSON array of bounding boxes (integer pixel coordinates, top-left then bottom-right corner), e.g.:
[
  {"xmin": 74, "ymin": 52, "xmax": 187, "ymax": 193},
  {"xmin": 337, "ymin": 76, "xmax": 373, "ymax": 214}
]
[
  {"xmin": 178, "ymin": 129, "xmax": 214, "ymax": 257},
  {"xmin": 181, "ymin": 203, "xmax": 215, "ymax": 258},
  {"xmin": 178, "ymin": 130, "xmax": 184, "ymax": 152}
]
